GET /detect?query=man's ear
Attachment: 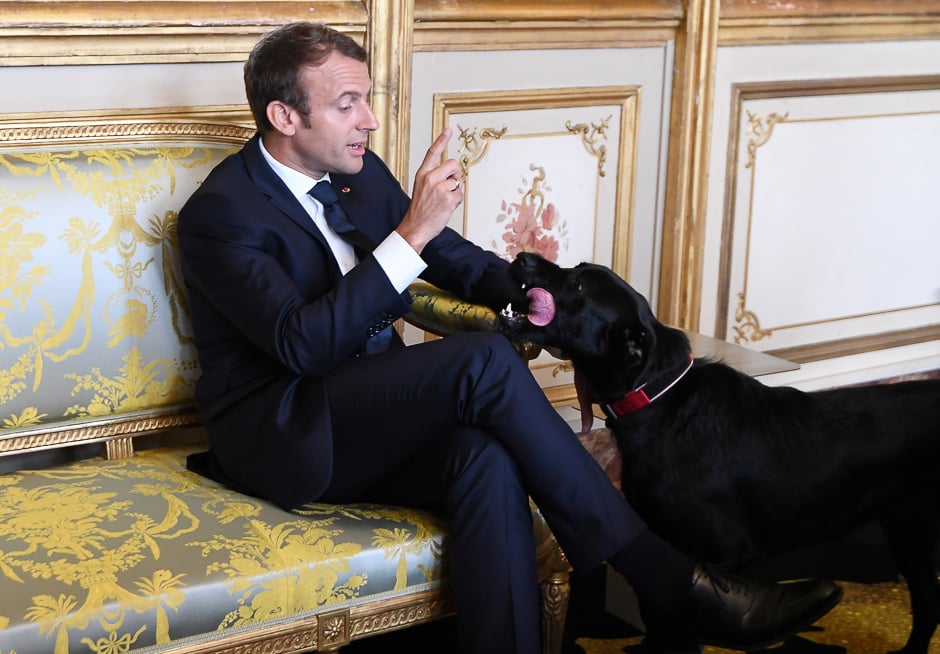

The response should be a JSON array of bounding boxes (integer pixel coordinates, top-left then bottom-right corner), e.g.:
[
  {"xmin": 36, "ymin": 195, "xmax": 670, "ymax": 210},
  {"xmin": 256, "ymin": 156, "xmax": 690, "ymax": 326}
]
[{"xmin": 266, "ymin": 100, "xmax": 299, "ymax": 136}]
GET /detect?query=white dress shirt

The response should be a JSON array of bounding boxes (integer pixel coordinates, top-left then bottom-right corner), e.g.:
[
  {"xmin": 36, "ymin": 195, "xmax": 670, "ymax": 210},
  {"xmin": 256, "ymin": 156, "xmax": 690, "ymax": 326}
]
[{"xmin": 258, "ymin": 139, "xmax": 426, "ymax": 293}]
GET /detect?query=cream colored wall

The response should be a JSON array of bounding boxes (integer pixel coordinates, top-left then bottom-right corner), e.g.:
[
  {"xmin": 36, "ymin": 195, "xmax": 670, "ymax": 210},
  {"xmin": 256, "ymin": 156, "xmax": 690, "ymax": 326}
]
[
  {"xmin": 409, "ymin": 46, "xmax": 673, "ymax": 300},
  {"xmin": 0, "ymin": 63, "xmax": 245, "ymax": 114},
  {"xmin": 702, "ymin": 38, "xmax": 940, "ymax": 390},
  {"xmin": 3, "ymin": 0, "xmax": 937, "ymax": 399},
  {"xmin": 406, "ymin": 46, "xmax": 675, "ymax": 399},
  {"xmin": 406, "ymin": 2, "xmax": 940, "ymax": 393},
  {"xmin": 405, "ymin": 1, "xmax": 685, "ymax": 404}
]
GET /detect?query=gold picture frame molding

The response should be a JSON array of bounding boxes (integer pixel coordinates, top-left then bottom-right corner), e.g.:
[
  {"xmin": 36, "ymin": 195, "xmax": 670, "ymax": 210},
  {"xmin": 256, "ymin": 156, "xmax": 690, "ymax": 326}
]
[
  {"xmin": 412, "ymin": 0, "xmax": 683, "ymax": 51},
  {"xmin": 432, "ymin": 86, "xmax": 639, "ymax": 280},
  {"xmin": 717, "ymin": 75, "xmax": 940, "ymax": 363},
  {"xmin": 0, "ymin": 105, "xmax": 256, "ymax": 149},
  {"xmin": 0, "ymin": 1, "xmax": 369, "ymax": 65},
  {"xmin": 719, "ymin": 0, "xmax": 940, "ymax": 45}
]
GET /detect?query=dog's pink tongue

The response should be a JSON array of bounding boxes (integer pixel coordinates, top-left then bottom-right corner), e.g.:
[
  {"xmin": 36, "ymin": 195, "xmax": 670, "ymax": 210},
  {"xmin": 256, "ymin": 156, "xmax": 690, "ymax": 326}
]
[{"xmin": 526, "ymin": 287, "xmax": 556, "ymax": 327}]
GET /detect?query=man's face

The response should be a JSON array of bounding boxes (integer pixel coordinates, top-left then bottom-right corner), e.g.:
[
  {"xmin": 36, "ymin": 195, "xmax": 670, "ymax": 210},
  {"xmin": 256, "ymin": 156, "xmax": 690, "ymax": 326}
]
[{"xmin": 276, "ymin": 51, "xmax": 379, "ymax": 179}]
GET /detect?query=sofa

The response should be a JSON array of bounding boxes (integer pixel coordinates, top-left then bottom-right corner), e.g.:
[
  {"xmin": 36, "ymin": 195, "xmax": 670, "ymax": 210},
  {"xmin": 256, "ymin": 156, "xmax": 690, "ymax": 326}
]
[{"xmin": 0, "ymin": 105, "xmax": 572, "ymax": 653}]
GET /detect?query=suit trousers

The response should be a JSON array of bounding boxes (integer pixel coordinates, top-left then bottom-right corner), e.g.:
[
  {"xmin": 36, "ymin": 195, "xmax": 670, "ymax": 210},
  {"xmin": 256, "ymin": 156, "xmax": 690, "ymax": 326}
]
[{"xmin": 320, "ymin": 332, "xmax": 649, "ymax": 654}]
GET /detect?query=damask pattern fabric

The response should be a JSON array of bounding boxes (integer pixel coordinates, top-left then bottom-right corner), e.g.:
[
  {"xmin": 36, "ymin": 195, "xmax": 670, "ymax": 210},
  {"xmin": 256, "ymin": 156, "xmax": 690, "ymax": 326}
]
[
  {"xmin": 0, "ymin": 142, "xmax": 227, "ymax": 432},
  {"xmin": 406, "ymin": 281, "xmax": 498, "ymax": 335},
  {"xmin": 0, "ymin": 446, "xmax": 448, "ymax": 654}
]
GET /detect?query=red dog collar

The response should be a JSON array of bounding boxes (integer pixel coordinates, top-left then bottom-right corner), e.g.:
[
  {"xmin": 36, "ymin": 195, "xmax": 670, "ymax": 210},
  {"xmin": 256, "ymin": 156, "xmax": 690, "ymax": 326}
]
[{"xmin": 603, "ymin": 356, "xmax": 694, "ymax": 418}]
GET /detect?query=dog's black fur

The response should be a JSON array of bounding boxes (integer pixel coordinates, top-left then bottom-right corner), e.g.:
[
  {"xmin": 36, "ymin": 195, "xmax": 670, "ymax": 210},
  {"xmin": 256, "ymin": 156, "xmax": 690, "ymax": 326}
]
[{"xmin": 502, "ymin": 252, "xmax": 940, "ymax": 654}]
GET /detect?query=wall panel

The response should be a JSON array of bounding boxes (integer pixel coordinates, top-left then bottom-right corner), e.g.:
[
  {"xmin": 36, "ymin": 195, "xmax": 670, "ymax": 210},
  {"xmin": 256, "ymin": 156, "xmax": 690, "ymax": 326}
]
[
  {"xmin": 408, "ymin": 45, "xmax": 674, "ymax": 401},
  {"xmin": 702, "ymin": 38, "xmax": 940, "ymax": 388}
]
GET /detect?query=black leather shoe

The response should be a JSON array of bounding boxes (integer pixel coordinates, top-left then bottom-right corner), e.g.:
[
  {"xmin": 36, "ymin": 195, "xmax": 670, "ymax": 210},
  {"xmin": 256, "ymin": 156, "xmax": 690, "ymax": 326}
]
[{"xmin": 640, "ymin": 563, "xmax": 844, "ymax": 652}]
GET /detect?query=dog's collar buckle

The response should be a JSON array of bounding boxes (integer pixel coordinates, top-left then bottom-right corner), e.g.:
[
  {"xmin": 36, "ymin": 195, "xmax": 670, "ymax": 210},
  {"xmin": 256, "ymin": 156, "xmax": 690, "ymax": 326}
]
[{"xmin": 603, "ymin": 355, "xmax": 694, "ymax": 418}]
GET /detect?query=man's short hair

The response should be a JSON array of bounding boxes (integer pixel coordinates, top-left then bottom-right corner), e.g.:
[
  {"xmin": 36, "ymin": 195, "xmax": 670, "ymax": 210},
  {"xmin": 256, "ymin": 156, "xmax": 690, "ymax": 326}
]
[{"xmin": 244, "ymin": 22, "xmax": 368, "ymax": 132}]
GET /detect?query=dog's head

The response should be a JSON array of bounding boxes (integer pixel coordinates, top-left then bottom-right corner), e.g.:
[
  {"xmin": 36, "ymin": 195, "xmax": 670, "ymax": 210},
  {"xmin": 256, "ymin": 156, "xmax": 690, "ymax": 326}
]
[{"xmin": 499, "ymin": 252, "xmax": 691, "ymax": 401}]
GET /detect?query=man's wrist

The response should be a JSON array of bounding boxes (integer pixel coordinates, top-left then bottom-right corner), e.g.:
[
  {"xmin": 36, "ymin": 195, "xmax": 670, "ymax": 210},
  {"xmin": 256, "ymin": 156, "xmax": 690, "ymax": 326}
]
[{"xmin": 374, "ymin": 231, "xmax": 427, "ymax": 293}]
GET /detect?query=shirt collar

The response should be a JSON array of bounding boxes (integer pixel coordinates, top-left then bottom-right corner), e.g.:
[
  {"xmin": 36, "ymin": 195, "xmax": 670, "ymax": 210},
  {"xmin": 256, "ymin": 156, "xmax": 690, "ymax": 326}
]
[{"xmin": 258, "ymin": 136, "xmax": 331, "ymax": 202}]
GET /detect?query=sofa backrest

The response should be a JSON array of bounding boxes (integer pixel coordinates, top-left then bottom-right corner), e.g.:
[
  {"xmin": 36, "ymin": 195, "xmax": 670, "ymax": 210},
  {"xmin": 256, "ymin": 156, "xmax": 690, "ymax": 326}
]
[{"xmin": 0, "ymin": 106, "xmax": 254, "ymax": 460}]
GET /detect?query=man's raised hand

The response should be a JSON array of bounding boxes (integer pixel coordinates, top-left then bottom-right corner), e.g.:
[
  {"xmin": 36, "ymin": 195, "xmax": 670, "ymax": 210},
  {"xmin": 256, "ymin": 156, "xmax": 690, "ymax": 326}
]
[{"xmin": 396, "ymin": 128, "xmax": 465, "ymax": 254}]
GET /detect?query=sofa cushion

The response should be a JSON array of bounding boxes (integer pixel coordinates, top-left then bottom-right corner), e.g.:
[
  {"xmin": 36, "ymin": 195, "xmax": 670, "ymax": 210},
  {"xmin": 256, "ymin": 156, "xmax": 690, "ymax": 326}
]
[{"xmin": 0, "ymin": 446, "xmax": 451, "ymax": 653}]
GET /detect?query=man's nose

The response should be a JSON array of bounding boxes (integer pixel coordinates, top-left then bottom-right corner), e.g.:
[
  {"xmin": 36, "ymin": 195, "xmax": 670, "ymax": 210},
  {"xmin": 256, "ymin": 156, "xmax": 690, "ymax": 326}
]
[{"xmin": 361, "ymin": 104, "xmax": 380, "ymax": 132}]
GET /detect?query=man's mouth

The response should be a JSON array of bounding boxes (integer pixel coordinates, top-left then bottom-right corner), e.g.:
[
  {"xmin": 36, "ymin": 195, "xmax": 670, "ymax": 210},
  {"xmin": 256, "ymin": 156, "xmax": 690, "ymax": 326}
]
[{"xmin": 500, "ymin": 284, "xmax": 556, "ymax": 327}]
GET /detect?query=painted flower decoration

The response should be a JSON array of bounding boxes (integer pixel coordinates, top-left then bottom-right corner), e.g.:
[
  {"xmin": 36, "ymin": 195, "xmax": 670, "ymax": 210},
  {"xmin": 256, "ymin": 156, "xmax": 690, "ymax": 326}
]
[{"xmin": 495, "ymin": 166, "xmax": 567, "ymax": 262}]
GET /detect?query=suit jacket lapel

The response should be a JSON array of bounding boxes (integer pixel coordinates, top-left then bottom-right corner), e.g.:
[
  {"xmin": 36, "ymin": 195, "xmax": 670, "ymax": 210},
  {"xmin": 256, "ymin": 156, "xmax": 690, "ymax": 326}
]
[
  {"xmin": 242, "ymin": 134, "xmax": 326, "ymax": 243},
  {"xmin": 242, "ymin": 134, "xmax": 342, "ymax": 283}
]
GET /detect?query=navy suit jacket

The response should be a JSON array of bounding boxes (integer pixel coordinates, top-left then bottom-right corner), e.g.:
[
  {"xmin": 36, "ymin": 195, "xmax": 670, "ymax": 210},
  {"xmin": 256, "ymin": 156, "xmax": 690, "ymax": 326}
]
[{"xmin": 178, "ymin": 134, "xmax": 509, "ymax": 509}]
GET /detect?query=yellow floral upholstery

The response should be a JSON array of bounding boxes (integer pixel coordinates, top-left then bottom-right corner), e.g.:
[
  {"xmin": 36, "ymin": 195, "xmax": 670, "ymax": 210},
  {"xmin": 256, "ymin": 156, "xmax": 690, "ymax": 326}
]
[
  {"xmin": 0, "ymin": 446, "xmax": 458, "ymax": 654},
  {"xmin": 0, "ymin": 113, "xmax": 571, "ymax": 654},
  {"xmin": 406, "ymin": 281, "xmax": 499, "ymax": 335},
  {"xmin": 407, "ymin": 281, "xmax": 542, "ymax": 361},
  {"xmin": 0, "ymin": 117, "xmax": 241, "ymax": 432}
]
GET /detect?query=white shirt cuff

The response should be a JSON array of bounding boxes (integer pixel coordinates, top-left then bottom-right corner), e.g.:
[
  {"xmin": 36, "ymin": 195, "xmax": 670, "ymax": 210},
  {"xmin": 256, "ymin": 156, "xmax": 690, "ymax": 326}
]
[{"xmin": 373, "ymin": 230, "xmax": 427, "ymax": 294}]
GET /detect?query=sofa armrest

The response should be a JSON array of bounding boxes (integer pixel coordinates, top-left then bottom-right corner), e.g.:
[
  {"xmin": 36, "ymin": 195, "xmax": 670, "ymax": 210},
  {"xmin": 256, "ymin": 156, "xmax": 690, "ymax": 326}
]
[{"xmin": 406, "ymin": 281, "xmax": 542, "ymax": 361}]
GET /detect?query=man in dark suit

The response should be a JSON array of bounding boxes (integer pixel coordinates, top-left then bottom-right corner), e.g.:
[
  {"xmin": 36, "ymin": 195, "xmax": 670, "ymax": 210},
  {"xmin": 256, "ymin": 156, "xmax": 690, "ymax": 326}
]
[{"xmin": 178, "ymin": 21, "xmax": 841, "ymax": 654}]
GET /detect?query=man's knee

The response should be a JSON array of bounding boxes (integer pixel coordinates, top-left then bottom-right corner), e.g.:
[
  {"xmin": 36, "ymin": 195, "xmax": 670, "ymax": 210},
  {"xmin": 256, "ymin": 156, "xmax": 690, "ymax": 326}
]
[
  {"xmin": 452, "ymin": 331, "xmax": 531, "ymax": 382},
  {"xmin": 444, "ymin": 428, "xmax": 528, "ymax": 504},
  {"xmin": 453, "ymin": 331, "xmax": 521, "ymax": 361}
]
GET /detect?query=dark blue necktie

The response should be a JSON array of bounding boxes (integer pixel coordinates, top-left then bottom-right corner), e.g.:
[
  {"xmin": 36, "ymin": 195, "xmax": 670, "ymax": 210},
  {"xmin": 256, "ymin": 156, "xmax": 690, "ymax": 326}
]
[
  {"xmin": 308, "ymin": 180, "xmax": 392, "ymax": 355},
  {"xmin": 308, "ymin": 181, "xmax": 375, "ymax": 255}
]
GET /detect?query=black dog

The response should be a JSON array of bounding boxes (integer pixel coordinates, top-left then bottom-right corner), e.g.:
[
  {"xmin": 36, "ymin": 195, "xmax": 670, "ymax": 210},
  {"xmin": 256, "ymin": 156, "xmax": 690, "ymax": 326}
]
[{"xmin": 500, "ymin": 252, "xmax": 940, "ymax": 654}]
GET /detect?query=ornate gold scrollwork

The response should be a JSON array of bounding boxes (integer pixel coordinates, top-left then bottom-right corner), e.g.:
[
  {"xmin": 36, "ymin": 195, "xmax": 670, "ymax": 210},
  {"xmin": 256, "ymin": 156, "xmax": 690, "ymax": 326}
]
[
  {"xmin": 551, "ymin": 360, "xmax": 574, "ymax": 377},
  {"xmin": 565, "ymin": 116, "xmax": 611, "ymax": 177},
  {"xmin": 455, "ymin": 124, "xmax": 507, "ymax": 176},
  {"xmin": 521, "ymin": 165, "xmax": 547, "ymax": 219},
  {"xmin": 732, "ymin": 291, "xmax": 773, "ymax": 345},
  {"xmin": 744, "ymin": 111, "xmax": 789, "ymax": 169}
]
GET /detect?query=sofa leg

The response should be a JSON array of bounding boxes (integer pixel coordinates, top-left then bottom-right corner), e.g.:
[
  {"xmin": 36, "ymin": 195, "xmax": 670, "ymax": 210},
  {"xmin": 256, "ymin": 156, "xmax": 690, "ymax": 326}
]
[{"xmin": 540, "ymin": 568, "xmax": 571, "ymax": 654}]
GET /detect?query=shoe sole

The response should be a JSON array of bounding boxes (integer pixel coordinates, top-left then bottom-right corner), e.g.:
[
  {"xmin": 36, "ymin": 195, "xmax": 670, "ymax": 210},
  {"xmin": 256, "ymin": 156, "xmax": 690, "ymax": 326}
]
[{"xmin": 644, "ymin": 584, "xmax": 845, "ymax": 653}]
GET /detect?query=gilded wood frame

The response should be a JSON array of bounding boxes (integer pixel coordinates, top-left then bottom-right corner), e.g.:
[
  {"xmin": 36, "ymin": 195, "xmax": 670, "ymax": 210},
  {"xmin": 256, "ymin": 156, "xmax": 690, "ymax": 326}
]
[{"xmin": 717, "ymin": 75, "xmax": 940, "ymax": 363}]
